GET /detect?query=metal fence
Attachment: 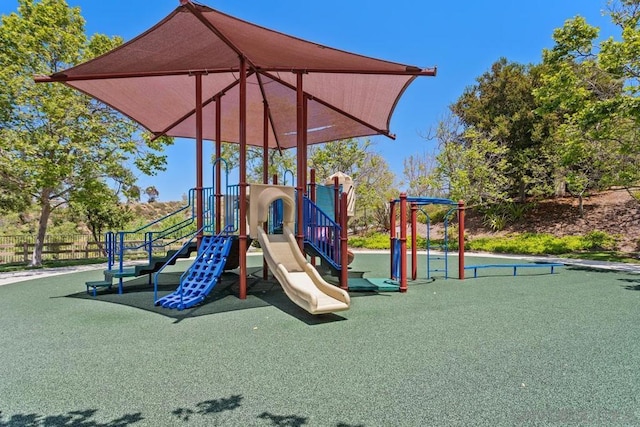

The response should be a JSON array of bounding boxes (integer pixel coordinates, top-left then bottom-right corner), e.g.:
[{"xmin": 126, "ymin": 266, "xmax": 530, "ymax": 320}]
[{"xmin": 0, "ymin": 235, "xmax": 108, "ymax": 264}]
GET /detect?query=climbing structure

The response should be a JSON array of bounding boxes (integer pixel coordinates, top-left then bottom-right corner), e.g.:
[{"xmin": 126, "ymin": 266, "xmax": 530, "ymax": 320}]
[{"xmin": 155, "ymin": 233, "xmax": 233, "ymax": 310}]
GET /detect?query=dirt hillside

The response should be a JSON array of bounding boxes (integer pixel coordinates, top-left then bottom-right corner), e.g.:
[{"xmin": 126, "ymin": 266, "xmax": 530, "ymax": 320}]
[{"xmin": 465, "ymin": 189, "xmax": 640, "ymax": 253}]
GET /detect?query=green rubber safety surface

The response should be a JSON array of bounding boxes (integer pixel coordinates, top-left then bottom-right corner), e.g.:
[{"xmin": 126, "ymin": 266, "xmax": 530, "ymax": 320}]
[
  {"xmin": 345, "ymin": 277, "xmax": 401, "ymax": 291},
  {"xmin": 1, "ymin": 253, "xmax": 640, "ymax": 426}
]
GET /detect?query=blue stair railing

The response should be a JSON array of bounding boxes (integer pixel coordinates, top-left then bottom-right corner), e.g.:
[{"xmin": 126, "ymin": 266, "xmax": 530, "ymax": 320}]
[
  {"xmin": 108, "ymin": 186, "xmax": 215, "ymax": 274},
  {"xmin": 302, "ymin": 195, "xmax": 342, "ymax": 271},
  {"xmin": 144, "ymin": 187, "xmax": 216, "ymax": 264}
]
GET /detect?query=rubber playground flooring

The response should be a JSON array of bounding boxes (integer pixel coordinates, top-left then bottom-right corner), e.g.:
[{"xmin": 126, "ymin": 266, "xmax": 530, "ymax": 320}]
[{"xmin": 1, "ymin": 253, "xmax": 639, "ymax": 426}]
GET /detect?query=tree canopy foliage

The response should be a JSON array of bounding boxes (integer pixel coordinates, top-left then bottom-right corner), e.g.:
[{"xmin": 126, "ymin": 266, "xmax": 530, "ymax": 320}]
[
  {"xmin": 428, "ymin": 0, "xmax": 640, "ymax": 212},
  {"xmin": 0, "ymin": 0, "xmax": 171, "ymax": 265}
]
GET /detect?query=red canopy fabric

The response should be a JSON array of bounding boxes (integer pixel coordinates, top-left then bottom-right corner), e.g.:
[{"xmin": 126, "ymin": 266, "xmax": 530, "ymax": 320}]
[{"xmin": 37, "ymin": 2, "xmax": 435, "ymax": 148}]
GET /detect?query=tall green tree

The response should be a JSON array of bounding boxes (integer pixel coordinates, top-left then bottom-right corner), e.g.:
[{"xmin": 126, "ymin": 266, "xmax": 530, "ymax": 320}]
[
  {"xmin": 309, "ymin": 138, "xmax": 397, "ymax": 231},
  {"xmin": 403, "ymin": 151, "xmax": 440, "ymax": 197},
  {"xmin": 428, "ymin": 113, "xmax": 511, "ymax": 206},
  {"xmin": 451, "ymin": 58, "xmax": 557, "ymax": 203},
  {"xmin": 535, "ymin": 5, "xmax": 640, "ymax": 213},
  {"xmin": 0, "ymin": 0, "xmax": 171, "ymax": 266}
]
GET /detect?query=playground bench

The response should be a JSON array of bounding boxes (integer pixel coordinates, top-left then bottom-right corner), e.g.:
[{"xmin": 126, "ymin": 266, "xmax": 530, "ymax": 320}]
[{"xmin": 464, "ymin": 263, "xmax": 564, "ymax": 278}]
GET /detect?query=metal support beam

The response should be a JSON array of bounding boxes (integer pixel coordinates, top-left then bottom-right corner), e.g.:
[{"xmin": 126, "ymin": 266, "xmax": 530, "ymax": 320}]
[
  {"xmin": 296, "ymin": 72, "xmax": 305, "ymax": 251},
  {"xmin": 239, "ymin": 57, "xmax": 248, "ymax": 299},
  {"xmin": 195, "ymin": 73, "xmax": 204, "ymax": 247}
]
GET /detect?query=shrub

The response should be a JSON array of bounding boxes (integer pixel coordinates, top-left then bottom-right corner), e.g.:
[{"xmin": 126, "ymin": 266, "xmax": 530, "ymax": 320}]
[
  {"xmin": 466, "ymin": 232, "xmax": 617, "ymax": 255},
  {"xmin": 348, "ymin": 233, "xmax": 390, "ymax": 250},
  {"xmin": 581, "ymin": 231, "xmax": 617, "ymax": 251}
]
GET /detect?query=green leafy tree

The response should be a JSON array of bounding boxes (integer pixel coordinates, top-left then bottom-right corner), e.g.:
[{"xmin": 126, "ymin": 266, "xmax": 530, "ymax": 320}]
[
  {"xmin": 0, "ymin": 0, "xmax": 171, "ymax": 266},
  {"xmin": 353, "ymin": 152, "xmax": 397, "ymax": 232},
  {"xmin": 145, "ymin": 186, "xmax": 159, "ymax": 203},
  {"xmin": 403, "ymin": 151, "xmax": 440, "ymax": 197},
  {"xmin": 308, "ymin": 138, "xmax": 368, "ymax": 181},
  {"xmin": 535, "ymin": 7, "xmax": 640, "ymax": 213},
  {"xmin": 451, "ymin": 58, "xmax": 556, "ymax": 202},
  {"xmin": 213, "ymin": 144, "xmax": 296, "ymax": 184},
  {"xmin": 69, "ymin": 180, "xmax": 133, "ymax": 252},
  {"xmin": 309, "ymin": 138, "xmax": 396, "ymax": 231},
  {"xmin": 425, "ymin": 112, "xmax": 509, "ymax": 207}
]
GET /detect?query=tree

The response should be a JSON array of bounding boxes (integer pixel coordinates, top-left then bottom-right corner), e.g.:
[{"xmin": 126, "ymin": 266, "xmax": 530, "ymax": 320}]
[
  {"xmin": 0, "ymin": 0, "xmax": 171, "ymax": 266},
  {"xmin": 535, "ymin": 6, "xmax": 640, "ymax": 213},
  {"xmin": 69, "ymin": 180, "xmax": 133, "ymax": 252},
  {"xmin": 451, "ymin": 58, "xmax": 557, "ymax": 202},
  {"xmin": 308, "ymin": 138, "xmax": 369, "ymax": 181},
  {"xmin": 145, "ymin": 186, "xmax": 159, "ymax": 203},
  {"xmin": 309, "ymin": 138, "xmax": 397, "ymax": 231},
  {"xmin": 212, "ymin": 144, "xmax": 296, "ymax": 184},
  {"xmin": 403, "ymin": 151, "xmax": 440, "ymax": 197},
  {"xmin": 353, "ymin": 152, "xmax": 397, "ymax": 232}
]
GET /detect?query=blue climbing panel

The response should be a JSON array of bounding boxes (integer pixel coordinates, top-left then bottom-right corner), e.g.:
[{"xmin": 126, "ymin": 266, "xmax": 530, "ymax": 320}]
[{"xmin": 155, "ymin": 234, "xmax": 233, "ymax": 310}]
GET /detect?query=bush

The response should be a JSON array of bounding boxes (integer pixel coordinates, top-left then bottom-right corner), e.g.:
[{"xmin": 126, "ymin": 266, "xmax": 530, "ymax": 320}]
[
  {"xmin": 348, "ymin": 233, "xmax": 390, "ymax": 250},
  {"xmin": 581, "ymin": 231, "xmax": 617, "ymax": 251},
  {"xmin": 480, "ymin": 201, "xmax": 533, "ymax": 231},
  {"xmin": 466, "ymin": 232, "xmax": 618, "ymax": 255}
]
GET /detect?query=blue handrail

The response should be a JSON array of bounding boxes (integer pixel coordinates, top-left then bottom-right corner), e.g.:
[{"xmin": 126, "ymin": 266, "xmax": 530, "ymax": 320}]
[
  {"xmin": 107, "ymin": 186, "xmax": 214, "ymax": 272},
  {"xmin": 302, "ymin": 195, "xmax": 342, "ymax": 271}
]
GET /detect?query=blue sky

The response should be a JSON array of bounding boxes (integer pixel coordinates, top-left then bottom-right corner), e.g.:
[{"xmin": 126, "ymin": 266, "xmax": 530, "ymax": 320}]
[{"xmin": 1, "ymin": 0, "xmax": 619, "ymax": 201}]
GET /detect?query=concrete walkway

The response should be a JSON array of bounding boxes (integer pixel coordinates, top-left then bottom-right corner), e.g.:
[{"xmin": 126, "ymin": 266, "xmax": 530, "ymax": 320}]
[{"xmin": 0, "ymin": 263, "xmax": 108, "ymax": 287}]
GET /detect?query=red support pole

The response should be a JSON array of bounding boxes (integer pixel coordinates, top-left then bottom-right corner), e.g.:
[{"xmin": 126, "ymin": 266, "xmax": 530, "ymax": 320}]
[
  {"xmin": 411, "ymin": 202, "xmax": 417, "ymax": 281},
  {"xmin": 458, "ymin": 200, "xmax": 465, "ymax": 280},
  {"xmin": 263, "ymin": 101, "xmax": 269, "ymax": 281},
  {"xmin": 238, "ymin": 57, "xmax": 248, "ymax": 299},
  {"xmin": 310, "ymin": 169, "xmax": 316, "ymax": 203},
  {"xmin": 215, "ymin": 95, "xmax": 222, "ymax": 234},
  {"xmin": 302, "ymin": 95, "xmax": 308, "ymax": 196},
  {"xmin": 333, "ymin": 176, "xmax": 340, "ymax": 222},
  {"xmin": 309, "ymin": 169, "xmax": 316, "ymax": 267},
  {"xmin": 195, "ymin": 73, "xmax": 203, "ymax": 247},
  {"xmin": 295, "ymin": 72, "xmax": 305, "ymax": 251},
  {"xmin": 389, "ymin": 199, "xmax": 396, "ymax": 279},
  {"xmin": 399, "ymin": 193, "xmax": 408, "ymax": 292},
  {"xmin": 263, "ymin": 103, "xmax": 269, "ymax": 184},
  {"xmin": 339, "ymin": 192, "xmax": 349, "ymax": 290}
]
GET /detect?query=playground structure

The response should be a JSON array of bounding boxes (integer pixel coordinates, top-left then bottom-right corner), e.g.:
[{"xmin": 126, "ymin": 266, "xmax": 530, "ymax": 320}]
[
  {"xmin": 390, "ymin": 194, "xmax": 465, "ymax": 289},
  {"xmin": 389, "ymin": 193, "xmax": 564, "ymax": 284},
  {"xmin": 85, "ymin": 161, "xmax": 356, "ymax": 313},
  {"xmin": 36, "ymin": 1, "xmax": 438, "ymax": 312},
  {"xmin": 40, "ymin": 2, "xmax": 563, "ymax": 315},
  {"xmin": 249, "ymin": 184, "xmax": 350, "ymax": 314}
]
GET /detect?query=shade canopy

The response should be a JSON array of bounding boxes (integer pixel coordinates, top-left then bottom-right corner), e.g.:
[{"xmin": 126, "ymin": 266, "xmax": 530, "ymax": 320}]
[{"xmin": 36, "ymin": 1, "xmax": 435, "ymax": 149}]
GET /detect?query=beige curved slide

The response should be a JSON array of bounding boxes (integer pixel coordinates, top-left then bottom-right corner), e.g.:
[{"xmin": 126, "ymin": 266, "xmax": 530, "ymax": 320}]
[{"xmin": 250, "ymin": 184, "xmax": 350, "ymax": 315}]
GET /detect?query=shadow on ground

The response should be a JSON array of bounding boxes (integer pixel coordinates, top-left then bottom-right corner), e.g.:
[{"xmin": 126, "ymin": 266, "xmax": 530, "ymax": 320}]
[
  {"xmin": 0, "ymin": 395, "xmax": 365, "ymax": 426},
  {"xmin": 0, "ymin": 409, "xmax": 143, "ymax": 426},
  {"xmin": 618, "ymin": 277, "xmax": 640, "ymax": 290},
  {"xmin": 65, "ymin": 268, "xmax": 348, "ymax": 325}
]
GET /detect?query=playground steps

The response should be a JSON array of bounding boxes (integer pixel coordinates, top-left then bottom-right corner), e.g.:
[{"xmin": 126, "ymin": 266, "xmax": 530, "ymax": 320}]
[
  {"xmin": 346, "ymin": 278, "xmax": 401, "ymax": 292},
  {"xmin": 85, "ymin": 242, "xmax": 198, "ymax": 296},
  {"xmin": 155, "ymin": 234, "xmax": 234, "ymax": 310},
  {"xmin": 304, "ymin": 243, "xmax": 340, "ymax": 275}
]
